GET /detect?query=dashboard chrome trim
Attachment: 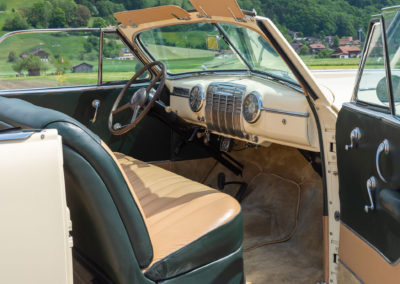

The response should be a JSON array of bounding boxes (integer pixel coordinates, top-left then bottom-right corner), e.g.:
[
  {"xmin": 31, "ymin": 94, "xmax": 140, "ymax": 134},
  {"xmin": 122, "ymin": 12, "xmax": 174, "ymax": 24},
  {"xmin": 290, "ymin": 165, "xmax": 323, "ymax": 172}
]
[
  {"xmin": 260, "ymin": 107, "xmax": 309, "ymax": 118},
  {"xmin": 172, "ymin": 86, "xmax": 190, "ymax": 98},
  {"xmin": 205, "ymin": 82, "xmax": 246, "ymax": 137},
  {"xmin": 189, "ymin": 84, "xmax": 205, "ymax": 112},
  {"xmin": 243, "ymin": 91, "xmax": 262, "ymax": 123}
]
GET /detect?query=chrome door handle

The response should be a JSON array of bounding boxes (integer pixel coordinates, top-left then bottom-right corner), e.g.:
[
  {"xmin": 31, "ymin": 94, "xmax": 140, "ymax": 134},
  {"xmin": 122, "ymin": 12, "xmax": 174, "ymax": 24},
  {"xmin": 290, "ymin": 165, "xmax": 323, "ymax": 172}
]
[
  {"xmin": 364, "ymin": 176, "xmax": 377, "ymax": 213},
  {"xmin": 345, "ymin": 127, "xmax": 362, "ymax": 151},
  {"xmin": 376, "ymin": 139, "xmax": 390, "ymax": 183},
  {"xmin": 90, "ymin": 99, "xmax": 100, "ymax": 123}
]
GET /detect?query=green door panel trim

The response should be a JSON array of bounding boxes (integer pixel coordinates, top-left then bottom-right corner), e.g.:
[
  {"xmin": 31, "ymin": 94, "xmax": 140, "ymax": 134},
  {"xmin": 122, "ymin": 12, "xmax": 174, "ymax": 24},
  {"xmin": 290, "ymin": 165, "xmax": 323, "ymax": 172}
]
[{"xmin": 337, "ymin": 102, "xmax": 400, "ymax": 263}]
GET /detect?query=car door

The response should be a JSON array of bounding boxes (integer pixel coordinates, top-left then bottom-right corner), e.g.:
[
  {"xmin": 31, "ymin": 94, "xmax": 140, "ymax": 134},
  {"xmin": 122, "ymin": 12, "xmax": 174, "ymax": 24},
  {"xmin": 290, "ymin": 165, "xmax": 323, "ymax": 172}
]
[
  {"xmin": 336, "ymin": 11, "xmax": 400, "ymax": 284},
  {"xmin": 0, "ymin": 28, "xmax": 172, "ymax": 161}
]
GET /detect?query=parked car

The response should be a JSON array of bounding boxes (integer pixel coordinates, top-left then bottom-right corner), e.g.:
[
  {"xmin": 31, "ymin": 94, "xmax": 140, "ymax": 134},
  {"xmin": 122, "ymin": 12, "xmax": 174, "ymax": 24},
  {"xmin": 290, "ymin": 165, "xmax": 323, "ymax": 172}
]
[{"xmin": 1, "ymin": 1, "xmax": 399, "ymax": 283}]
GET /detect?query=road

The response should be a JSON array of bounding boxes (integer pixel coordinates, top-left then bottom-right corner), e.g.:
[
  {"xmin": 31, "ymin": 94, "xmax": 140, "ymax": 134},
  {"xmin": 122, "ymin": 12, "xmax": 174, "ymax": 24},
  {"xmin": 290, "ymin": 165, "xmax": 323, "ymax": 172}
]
[{"xmin": 311, "ymin": 69, "xmax": 358, "ymax": 108}]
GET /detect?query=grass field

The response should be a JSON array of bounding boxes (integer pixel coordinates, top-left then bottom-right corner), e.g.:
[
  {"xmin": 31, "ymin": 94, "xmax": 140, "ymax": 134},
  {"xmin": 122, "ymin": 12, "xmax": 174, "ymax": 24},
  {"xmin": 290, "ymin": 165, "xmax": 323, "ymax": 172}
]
[
  {"xmin": 300, "ymin": 55, "xmax": 360, "ymax": 70},
  {"xmin": 0, "ymin": 0, "xmax": 31, "ymax": 11}
]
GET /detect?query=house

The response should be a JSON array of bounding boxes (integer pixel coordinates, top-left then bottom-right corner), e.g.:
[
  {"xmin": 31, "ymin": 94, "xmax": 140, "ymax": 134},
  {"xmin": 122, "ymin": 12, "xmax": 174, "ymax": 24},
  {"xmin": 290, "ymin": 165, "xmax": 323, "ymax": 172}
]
[
  {"xmin": 30, "ymin": 48, "xmax": 50, "ymax": 62},
  {"xmin": 309, "ymin": 43, "xmax": 326, "ymax": 54},
  {"xmin": 331, "ymin": 46, "xmax": 361, "ymax": 58},
  {"xmin": 118, "ymin": 48, "xmax": 134, "ymax": 60},
  {"xmin": 20, "ymin": 49, "xmax": 50, "ymax": 62},
  {"xmin": 72, "ymin": 62, "xmax": 93, "ymax": 73},
  {"xmin": 290, "ymin": 42, "xmax": 303, "ymax": 52},
  {"xmin": 325, "ymin": 36, "xmax": 335, "ymax": 47},
  {"xmin": 339, "ymin": 36, "xmax": 354, "ymax": 46}
]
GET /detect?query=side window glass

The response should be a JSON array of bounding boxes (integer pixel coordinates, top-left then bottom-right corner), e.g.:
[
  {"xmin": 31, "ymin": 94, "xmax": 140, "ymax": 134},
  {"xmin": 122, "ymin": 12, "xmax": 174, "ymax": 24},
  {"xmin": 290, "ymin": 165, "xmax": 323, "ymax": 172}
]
[
  {"xmin": 0, "ymin": 31, "xmax": 100, "ymax": 90},
  {"xmin": 102, "ymin": 32, "xmax": 149, "ymax": 83},
  {"xmin": 383, "ymin": 10, "xmax": 400, "ymax": 116},
  {"xmin": 356, "ymin": 23, "xmax": 390, "ymax": 108}
]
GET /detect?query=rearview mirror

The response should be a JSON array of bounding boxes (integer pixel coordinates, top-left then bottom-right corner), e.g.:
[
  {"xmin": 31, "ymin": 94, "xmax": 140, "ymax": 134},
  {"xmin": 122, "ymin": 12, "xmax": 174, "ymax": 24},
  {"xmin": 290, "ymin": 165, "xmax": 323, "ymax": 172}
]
[{"xmin": 206, "ymin": 35, "xmax": 219, "ymax": 50}]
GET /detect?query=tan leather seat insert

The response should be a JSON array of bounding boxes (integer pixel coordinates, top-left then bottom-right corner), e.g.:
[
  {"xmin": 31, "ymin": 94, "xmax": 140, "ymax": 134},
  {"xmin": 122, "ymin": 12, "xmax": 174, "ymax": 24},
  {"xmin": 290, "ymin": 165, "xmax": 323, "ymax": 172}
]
[{"xmin": 114, "ymin": 152, "xmax": 241, "ymax": 267}]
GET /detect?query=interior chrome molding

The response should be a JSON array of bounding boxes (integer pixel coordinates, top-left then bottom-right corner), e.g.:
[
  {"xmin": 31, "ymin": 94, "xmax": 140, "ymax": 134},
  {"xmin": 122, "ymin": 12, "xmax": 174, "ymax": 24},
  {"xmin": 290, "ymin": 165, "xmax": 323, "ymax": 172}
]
[
  {"xmin": 351, "ymin": 18, "xmax": 381, "ymax": 103},
  {"xmin": 0, "ymin": 131, "xmax": 34, "ymax": 142},
  {"xmin": 260, "ymin": 107, "xmax": 309, "ymax": 118},
  {"xmin": 0, "ymin": 82, "xmax": 150, "ymax": 96},
  {"xmin": 205, "ymin": 82, "xmax": 246, "ymax": 138},
  {"xmin": 344, "ymin": 102, "xmax": 400, "ymax": 127}
]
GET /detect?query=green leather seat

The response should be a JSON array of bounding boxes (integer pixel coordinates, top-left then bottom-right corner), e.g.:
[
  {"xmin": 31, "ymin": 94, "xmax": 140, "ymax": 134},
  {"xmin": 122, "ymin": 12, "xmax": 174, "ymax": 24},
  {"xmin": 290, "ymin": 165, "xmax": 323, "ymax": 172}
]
[{"xmin": 0, "ymin": 96, "xmax": 244, "ymax": 284}]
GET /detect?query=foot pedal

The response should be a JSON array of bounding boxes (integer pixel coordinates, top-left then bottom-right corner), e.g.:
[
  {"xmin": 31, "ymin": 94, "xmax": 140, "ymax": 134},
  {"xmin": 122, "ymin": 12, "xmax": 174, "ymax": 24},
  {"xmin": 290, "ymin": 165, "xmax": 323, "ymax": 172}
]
[{"xmin": 217, "ymin": 173, "xmax": 248, "ymax": 202}]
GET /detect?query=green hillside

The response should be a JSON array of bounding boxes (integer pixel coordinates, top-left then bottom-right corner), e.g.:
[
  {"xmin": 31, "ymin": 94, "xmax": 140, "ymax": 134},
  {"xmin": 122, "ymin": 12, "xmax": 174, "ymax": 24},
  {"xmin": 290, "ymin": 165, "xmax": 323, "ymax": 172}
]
[{"xmin": 0, "ymin": 0, "xmax": 31, "ymax": 11}]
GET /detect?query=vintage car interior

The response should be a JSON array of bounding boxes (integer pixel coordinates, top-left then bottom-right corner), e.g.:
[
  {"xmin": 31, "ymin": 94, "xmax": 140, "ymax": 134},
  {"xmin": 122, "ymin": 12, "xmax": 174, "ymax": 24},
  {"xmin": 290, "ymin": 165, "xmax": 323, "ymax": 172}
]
[{"xmin": 0, "ymin": 1, "xmax": 338, "ymax": 284}]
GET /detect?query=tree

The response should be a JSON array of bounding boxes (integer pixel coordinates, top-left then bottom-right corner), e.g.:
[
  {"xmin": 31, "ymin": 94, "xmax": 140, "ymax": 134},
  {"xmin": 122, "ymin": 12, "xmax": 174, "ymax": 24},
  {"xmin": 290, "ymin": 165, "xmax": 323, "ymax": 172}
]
[
  {"xmin": 96, "ymin": 0, "xmax": 124, "ymax": 17},
  {"xmin": 26, "ymin": 1, "xmax": 54, "ymax": 28},
  {"xmin": 83, "ymin": 41, "xmax": 93, "ymax": 52},
  {"xmin": 0, "ymin": 3, "xmax": 7, "ymax": 11},
  {"xmin": 74, "ymin": 4, "xmax": 91, "ymax": 27},
  {"xmin": 12, "ymin": 55, "xmax": 48, "ymax": 76},
  {"xmin": 92, "ymin": 17, "xmax": 106, "ymax": 28},
  {"xmin": 298, "ymin": 45, "xmax": 309, "ymax": 55},
  {"xmin": 52, "ymin": 56, "xmax": 70, "ymax": 74},
  {"xmin": 55, "ymin": 0, "xmax": 78, "ymax": 26},
  {"xmin": 315, "ymin": 49, "xmax": 333, "ymax": 58},
  {"xmin": 51, "ymin": 7, "xmax": 67, "ymax": 28},
  {"xmin": 12, "ymin": 60, "xmax": 24, "ymax": 75},
  {"xmin": 333, "ymin": 35, "xmax": 340, "ymax": 49},
  {"xmin": 23, "ymin": 55, "xmax": 48, "ymax": 76},
  {"xmin": 8, "ymin": 51, "xmax": 17, "ymax": 62},
  {"xmin": 3, "ymin": 13, "xmax": 29, "ymax": 31}
]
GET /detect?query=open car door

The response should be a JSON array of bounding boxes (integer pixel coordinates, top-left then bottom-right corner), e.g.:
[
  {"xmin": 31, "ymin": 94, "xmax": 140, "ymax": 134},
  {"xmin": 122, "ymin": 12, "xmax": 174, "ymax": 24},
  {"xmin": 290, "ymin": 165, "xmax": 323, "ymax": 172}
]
[{"xmin": 336, "ymin": 9, "xmax": 400, "ymax": 284}]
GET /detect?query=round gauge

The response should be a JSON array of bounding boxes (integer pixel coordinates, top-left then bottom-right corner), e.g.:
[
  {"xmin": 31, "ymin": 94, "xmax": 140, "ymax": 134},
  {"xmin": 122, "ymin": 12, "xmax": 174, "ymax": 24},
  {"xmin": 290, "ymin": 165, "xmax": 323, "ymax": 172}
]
[
  {"xmin": 189, "ymin": 85, "xmax": 204, "ymax": 112},
  {"xmin": 242, "ymin": 92, "xmax": 262, "ymax": 123}
]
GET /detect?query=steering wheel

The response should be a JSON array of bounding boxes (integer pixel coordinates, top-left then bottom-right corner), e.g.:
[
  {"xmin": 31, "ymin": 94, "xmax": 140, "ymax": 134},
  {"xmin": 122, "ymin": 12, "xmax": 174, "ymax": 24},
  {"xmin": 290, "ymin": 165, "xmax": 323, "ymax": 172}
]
[{"xmin": 108, "ymin": 61, "xmax": 166, "ymax": 135}]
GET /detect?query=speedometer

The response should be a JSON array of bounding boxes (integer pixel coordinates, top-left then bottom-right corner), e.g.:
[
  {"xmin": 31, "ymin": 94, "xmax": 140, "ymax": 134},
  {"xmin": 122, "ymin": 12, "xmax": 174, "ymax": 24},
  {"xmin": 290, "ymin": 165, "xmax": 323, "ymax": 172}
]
[
  {"xmin": 242, "ymin": 92, "xmax": 262, "ymax": 123},
  {"xmin": 189, "ymin": 85, "xmax": 204, "ymax": 112}
]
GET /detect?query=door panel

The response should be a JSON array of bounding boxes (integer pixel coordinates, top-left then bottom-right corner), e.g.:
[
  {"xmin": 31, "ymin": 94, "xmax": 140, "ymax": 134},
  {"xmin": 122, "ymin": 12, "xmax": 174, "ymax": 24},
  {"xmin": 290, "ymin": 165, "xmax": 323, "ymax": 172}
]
[
  {"xmin": 1, "ymin": 84, "xmax": 172, "ymax": 162},
  {"xmin": 337, "ymin": 103, "xmax": 400, "ymax": 263}
]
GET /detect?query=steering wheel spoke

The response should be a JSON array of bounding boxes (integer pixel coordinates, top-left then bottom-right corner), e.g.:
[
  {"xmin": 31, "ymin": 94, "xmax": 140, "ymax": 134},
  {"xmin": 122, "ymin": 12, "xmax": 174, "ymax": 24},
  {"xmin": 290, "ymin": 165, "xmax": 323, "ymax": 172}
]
[
  {"xmin": 112, "ymin": 102, "xmax": 131, "ymax": 115},
  {"xmin": 131, "ymin": 105, "xmax": 141, "ymax": 123},
  {"xmin": 108, "ymin": 61, "xmax": 166, "ymax": 135}
]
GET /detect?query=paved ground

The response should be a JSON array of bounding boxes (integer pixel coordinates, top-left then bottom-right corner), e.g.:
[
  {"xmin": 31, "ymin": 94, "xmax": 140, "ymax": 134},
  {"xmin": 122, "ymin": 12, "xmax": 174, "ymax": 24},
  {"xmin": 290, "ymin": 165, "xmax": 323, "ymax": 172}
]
[{"xmin": 311, "ymin": 69, "xmax": 358, "ymax": 108}]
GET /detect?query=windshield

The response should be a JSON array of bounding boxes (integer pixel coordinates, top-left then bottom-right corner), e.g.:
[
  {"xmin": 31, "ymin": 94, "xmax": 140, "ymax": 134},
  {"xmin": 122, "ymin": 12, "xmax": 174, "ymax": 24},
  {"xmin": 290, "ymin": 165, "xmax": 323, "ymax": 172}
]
[
  {"xmin": 138, "ymin": 22, "xmax": 298, "ymax": 84},
  {"xmin": 218, "ymin": 24, "xmax": 296, "ymax": 82}
]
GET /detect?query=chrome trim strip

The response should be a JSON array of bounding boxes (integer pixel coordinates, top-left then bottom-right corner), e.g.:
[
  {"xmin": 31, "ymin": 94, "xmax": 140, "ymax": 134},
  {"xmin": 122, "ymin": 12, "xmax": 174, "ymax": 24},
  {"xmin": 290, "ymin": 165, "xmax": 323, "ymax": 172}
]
[
  {"xmin": 0, "ymin": 83, "xmax": 149, "ymax": 96},
  {"xmin": 337, "ymin": 259, "xmax": 366, "ymax": 284},
  {"xmin": 0, "ymin": 28, "xmax": 117, "ymax": 44},
  {"xmin": 352, "ymin": 19, "xmax": 381, "ymax": 102},
  {"xmin": 382, "ymin": 5, "xmax": 400, "ymax": 12},
  {"xmin": 260, "ymin": 107, "xmax": 309, "ymax": 117},
  {"xmin": 342, "ymin": 102, "xmax": 400, "ymax": 127},
  {"xmin": 0, "ymin": 132, "xmax": 34, "ymax": 142},
  {"xmin": 98, "ymin": 29, "xmax": 104, "ymax": 85}
]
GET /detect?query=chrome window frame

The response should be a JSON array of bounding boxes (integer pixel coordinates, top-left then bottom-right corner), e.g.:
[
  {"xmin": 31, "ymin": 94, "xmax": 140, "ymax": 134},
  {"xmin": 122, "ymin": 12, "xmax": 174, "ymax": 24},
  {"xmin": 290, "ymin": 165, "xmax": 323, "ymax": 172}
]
[{"xmin": 352, "ymin": 18, "xmax": 391, "ymax": 113}]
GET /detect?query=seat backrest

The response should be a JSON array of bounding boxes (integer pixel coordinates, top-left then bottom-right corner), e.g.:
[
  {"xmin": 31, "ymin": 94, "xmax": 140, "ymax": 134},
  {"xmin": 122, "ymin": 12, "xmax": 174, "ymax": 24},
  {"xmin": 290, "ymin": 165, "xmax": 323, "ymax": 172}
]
[{"xmin": 0, "ymin": 96, "xmax": 153, "ymax": 283}]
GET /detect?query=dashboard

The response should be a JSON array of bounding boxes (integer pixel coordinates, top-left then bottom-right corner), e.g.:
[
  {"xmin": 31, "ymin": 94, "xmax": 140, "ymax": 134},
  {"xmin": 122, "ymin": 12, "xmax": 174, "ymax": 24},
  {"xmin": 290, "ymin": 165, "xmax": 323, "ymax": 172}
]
[{"xmin": 166, "ymin": 75, "xmax": 319, "ymax": 151}]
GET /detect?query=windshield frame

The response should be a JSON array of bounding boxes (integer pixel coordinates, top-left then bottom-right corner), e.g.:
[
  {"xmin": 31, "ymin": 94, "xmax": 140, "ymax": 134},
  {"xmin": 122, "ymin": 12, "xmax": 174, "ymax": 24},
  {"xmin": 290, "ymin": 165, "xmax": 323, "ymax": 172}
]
[{"xmin": 134, "ymin": 21, "xmax": 300, "ymax": 86}]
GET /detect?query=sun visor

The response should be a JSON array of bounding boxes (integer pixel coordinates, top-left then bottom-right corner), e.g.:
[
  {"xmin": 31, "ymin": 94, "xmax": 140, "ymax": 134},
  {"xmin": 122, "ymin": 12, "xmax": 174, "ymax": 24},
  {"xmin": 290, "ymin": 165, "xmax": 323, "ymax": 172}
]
[
  {"xmin": 190, "ymin": 0, "xmax": 245, "ymax": 20},
  {"xmin": 114, "ymin": 5, "xmax": 191, "ymax": 27}
]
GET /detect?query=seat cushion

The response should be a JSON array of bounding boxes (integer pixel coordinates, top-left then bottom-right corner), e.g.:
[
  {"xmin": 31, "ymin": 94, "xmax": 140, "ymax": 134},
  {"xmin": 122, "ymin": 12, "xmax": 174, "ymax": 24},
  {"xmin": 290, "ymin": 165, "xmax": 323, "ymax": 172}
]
[{"xmin": 115, "ymin": 153, "xmax": 243, "ymax": 281}]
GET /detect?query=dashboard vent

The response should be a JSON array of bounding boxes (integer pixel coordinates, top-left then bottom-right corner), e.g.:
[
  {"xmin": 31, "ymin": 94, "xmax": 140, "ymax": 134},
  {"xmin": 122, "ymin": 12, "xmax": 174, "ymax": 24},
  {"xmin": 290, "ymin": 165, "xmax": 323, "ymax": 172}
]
[
  {"xmin": 172, "ymin": 87, "xmax": 190, "ymax": 98},
  {"xmin": 205, "ymin": 83, "xmax": 246, "ymax": 138}
]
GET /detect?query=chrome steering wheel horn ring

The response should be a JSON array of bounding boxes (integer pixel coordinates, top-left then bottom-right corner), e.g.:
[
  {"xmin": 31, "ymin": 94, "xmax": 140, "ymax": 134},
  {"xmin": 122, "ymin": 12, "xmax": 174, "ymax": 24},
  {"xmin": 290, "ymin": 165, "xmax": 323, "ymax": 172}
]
[{"xmin": 108, "ymin": 61, "xmax": 166, "ymax": 136}]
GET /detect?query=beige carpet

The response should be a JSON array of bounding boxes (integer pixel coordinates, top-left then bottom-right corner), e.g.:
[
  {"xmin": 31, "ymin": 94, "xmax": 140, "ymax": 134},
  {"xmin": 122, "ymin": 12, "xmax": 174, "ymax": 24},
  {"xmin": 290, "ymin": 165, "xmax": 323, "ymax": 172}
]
[{"xmin": 154, "ymin": 144, "xmax": 324, "ymax": 283}]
